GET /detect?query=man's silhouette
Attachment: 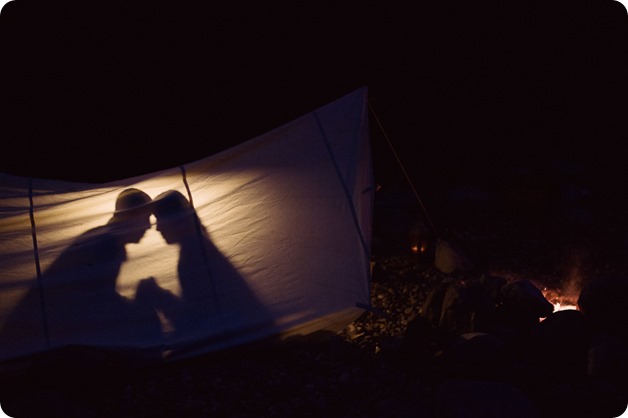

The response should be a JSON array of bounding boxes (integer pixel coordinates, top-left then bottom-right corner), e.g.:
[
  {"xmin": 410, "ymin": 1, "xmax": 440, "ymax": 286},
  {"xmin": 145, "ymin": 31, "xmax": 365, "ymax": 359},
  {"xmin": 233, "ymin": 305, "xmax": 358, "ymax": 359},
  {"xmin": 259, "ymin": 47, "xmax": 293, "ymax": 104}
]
[{"xmin": 0, "ymin": 188, "xmax": 162, "ymax": 357}]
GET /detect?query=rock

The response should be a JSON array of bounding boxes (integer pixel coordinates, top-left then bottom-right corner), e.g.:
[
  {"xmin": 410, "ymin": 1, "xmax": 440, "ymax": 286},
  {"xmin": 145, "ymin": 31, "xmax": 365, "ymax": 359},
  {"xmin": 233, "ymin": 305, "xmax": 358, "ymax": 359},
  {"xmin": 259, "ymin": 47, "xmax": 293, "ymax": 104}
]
[
  {"xmin": 578, "ymin": 275, "xmax": 628, "ymax": 336},
  {"xmin": 399, "ymin": 315, "xmax": 449, "ymax": 373},
  {"xmin": 438, "ymin": 280, "xmax": 498, "ymax": 336},
  {"xmin": 586, "ymin": 379, "xmax": 628, "ymax": 418},
  {"xmin": 500, "ymin": 279, "xmax": 554, "ymax": 320},
  {"xmin": 2, "ymin": 389, "xmax": 98, "ymax": 418},
  {"xmin": 439, "ymin": 283, "xmax": 475, "ymax": 336},
  {"xmin": 532, "ymin": 309, "xmax": 590, "ymax": 378},
  {"xmin": 435, "ymin": 378, "xmax": 540, "ymax": 418},
  {"xmin": 479, "ymin": 273, "xmax": 507, "ymax": 302},
  {"xmin": 435, "ymin": 240, "xmax": 473, "ymax": 274},
  {"xmin": 588, "ymin": 331, "xmax": 628, "ymax": 387},
  {"xmin": 443, "ymin": 332, "xmax": 509, "ymax": 380},
  {"xmin": 419, "ymin": 279, "xmax": 452, "ymax": 326}
]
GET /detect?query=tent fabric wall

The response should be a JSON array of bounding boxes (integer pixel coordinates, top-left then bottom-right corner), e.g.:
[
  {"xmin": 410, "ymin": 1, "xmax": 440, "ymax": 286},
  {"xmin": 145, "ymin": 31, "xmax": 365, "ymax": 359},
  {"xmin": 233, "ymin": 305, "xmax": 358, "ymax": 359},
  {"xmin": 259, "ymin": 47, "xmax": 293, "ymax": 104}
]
[{"xmin": 0, "ymin": 87, "xmax": 373, "ymax": 364}]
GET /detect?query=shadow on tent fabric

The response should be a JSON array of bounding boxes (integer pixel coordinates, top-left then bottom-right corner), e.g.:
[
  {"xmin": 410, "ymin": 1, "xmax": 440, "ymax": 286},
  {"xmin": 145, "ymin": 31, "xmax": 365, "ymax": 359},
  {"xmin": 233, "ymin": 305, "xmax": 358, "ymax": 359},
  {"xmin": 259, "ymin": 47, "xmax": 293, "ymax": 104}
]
[
  {"xmin": 0, "ymin": 188, "xmax": 163, "ymax": 361},
  {"xmin": 137, "ymin": 189, "xmax": 278, "ymax": 360},
  {"xmin": 1, "ymin": 188, "xmax": 278, "ymax": 365}
]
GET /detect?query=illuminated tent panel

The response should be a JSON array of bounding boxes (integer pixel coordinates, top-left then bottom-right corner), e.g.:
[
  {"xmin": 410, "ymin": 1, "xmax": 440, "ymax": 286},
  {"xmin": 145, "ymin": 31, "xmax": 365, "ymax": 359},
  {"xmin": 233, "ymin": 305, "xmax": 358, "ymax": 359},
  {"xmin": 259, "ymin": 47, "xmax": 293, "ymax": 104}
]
[{"xmin": 0, "ymin": 87, "xmax": 373, "ymax": 363}]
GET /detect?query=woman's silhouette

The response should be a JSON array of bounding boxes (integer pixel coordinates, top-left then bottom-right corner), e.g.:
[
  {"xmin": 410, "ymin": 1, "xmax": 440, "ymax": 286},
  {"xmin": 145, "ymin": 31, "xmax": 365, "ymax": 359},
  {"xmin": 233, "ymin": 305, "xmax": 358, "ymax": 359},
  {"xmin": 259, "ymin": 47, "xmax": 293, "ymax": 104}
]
[{"xmin": 138, "ymin": 190, "xmax": 273, "ymax": 356}]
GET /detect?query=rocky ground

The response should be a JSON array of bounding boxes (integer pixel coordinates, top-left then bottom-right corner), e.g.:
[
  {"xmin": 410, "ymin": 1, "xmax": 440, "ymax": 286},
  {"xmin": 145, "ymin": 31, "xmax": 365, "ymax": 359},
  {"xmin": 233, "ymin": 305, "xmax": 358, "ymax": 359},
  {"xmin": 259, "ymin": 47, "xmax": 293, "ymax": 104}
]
[{"xmin": 2, "ymin": 209, "xmax": 627, "ymax": 418}]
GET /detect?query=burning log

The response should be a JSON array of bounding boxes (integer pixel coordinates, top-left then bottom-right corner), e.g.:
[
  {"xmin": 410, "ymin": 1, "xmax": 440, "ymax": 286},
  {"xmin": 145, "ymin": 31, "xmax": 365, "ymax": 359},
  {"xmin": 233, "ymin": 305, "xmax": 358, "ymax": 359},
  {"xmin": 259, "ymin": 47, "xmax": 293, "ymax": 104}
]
[{"xmin": 541, "ymin": 287, "xmax": 578, "ymax": 313}]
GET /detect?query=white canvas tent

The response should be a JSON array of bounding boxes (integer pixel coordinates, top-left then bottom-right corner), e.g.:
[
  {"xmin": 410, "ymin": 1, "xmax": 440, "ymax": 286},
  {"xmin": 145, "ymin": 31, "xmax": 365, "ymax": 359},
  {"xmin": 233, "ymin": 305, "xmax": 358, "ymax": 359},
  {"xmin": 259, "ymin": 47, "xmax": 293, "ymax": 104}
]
[{"xmin": 0, "ymin": 87, "xmax": 373, "ymax": 364}]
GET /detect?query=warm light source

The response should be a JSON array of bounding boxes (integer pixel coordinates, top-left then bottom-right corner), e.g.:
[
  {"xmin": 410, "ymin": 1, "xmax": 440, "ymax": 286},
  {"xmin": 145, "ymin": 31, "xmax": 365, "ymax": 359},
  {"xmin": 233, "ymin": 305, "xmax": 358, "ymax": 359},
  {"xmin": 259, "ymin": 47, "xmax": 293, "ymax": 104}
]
[
  {"xmin": 550, "ymin": 300, "xmax": 579, "ymax": 312},
  {"xmin": 542, "ymin": 287, "xmax": 579, "ymax": 315},
  {"xmin": 410, "ymin": 242, "xmax": 426, "ymax": 254}
]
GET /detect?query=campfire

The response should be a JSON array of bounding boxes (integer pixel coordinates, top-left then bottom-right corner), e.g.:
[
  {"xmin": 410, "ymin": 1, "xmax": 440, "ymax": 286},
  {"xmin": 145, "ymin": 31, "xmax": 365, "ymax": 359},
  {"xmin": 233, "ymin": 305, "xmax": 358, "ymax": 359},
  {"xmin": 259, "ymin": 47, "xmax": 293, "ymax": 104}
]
[
  {"xmin": 541, "ymin": 266, "xmax": 583, "ymax": 315},
  {"xmin": 542, "ymin": 287, "xmax": 579, "ymax": 313}
]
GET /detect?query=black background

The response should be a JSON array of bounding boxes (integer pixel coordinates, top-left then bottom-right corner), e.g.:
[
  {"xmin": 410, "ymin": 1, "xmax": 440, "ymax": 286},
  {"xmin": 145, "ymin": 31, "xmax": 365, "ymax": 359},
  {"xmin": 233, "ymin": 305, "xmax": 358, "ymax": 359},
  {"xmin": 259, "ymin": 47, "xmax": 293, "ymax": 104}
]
[{"xmin": 1, "ymin": 1, "xmax": 627, "ymax": 227}]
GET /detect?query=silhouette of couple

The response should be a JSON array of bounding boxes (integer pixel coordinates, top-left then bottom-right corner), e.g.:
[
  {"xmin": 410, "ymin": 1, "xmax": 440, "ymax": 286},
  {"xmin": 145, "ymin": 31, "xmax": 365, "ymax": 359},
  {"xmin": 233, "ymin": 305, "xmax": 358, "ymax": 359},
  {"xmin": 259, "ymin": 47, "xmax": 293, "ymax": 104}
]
[{"xmin": 1, "ymin": 188, "xmax": 267, "ymax": 360}]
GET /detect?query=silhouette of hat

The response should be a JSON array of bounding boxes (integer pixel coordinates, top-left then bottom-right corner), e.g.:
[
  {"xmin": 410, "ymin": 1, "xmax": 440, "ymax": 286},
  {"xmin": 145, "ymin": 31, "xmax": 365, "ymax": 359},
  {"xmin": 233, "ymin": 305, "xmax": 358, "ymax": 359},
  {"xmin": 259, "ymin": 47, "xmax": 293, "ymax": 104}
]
[{"xmin": 114, "ymin": 188, "xmax": 152, "ymax": 216}]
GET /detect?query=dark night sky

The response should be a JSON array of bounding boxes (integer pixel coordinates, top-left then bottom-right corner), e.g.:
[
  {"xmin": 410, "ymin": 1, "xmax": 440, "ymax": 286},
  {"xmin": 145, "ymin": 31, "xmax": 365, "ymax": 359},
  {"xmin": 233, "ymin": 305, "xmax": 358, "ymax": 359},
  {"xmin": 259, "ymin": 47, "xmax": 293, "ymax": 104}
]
[{"xmin": 1, "ymin": 1, "xmax": 628, "ymax": 223}]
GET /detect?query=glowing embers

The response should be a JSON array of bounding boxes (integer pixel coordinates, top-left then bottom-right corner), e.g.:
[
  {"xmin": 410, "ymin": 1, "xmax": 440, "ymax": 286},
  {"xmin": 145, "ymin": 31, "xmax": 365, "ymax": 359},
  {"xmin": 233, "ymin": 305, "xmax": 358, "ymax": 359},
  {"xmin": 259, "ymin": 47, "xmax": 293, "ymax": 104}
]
[
  {"xmin": 542, "ymin": 287, "xmax": 579, "ymax": 313},
  {"xmin": 541, "ymin": 267, "xmax": 583, "ymax": 317}
]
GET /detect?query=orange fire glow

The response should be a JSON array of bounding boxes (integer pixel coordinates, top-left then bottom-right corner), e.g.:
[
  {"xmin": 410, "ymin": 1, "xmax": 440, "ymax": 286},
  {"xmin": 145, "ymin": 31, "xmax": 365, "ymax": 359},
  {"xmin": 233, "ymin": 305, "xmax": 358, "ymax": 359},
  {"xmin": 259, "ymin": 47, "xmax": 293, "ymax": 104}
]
[
  {"xmin": 542, "ymin": 287, "xmax": 579, "ymax": 314},
  {"xmin": 550, "ymin": 300, "xmax": 579, "ymax": 312},
  {"xmin": 541, "ymin": 264, "xmax": 584, "ymax": 316}
]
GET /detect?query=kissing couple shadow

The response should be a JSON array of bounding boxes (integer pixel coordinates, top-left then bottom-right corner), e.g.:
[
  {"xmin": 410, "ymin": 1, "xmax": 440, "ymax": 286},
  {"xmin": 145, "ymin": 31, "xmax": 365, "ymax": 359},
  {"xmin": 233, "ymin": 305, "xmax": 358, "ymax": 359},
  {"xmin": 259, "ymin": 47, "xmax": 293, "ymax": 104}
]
[{"xmin": 1, "ymin": 188, "xmax": 271, "ymax": 361}]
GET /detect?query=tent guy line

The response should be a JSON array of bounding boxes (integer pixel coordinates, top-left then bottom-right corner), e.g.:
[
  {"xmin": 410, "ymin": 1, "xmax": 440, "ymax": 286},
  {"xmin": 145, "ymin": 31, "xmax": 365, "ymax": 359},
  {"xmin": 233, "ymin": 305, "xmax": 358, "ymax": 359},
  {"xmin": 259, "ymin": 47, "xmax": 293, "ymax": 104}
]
[{"xmin": 368, "ymin": 102, "xmax": 440, "ymax": 242}]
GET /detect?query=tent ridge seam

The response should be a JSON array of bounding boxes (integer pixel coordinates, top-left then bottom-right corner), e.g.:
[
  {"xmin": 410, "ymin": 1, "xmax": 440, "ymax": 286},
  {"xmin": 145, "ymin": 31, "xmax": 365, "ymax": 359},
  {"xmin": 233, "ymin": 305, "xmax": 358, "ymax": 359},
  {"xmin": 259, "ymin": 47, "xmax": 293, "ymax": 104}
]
[{"xmin": 312, "ymin": 110, "xmax": 371, "ymax": 263}]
